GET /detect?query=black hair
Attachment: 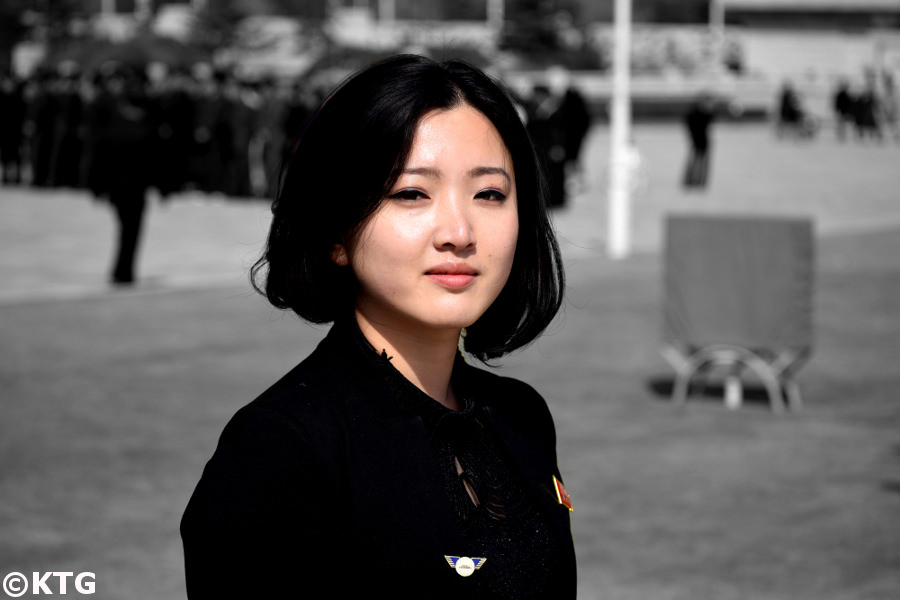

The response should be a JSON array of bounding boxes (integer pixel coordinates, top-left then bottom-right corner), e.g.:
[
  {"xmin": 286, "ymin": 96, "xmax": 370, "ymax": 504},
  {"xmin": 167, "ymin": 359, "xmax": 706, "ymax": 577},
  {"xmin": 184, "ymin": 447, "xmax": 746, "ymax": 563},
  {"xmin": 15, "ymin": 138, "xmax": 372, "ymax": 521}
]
[{"xmin": 251, "ymin": 54, "xmax": 564, "ymax": 361}]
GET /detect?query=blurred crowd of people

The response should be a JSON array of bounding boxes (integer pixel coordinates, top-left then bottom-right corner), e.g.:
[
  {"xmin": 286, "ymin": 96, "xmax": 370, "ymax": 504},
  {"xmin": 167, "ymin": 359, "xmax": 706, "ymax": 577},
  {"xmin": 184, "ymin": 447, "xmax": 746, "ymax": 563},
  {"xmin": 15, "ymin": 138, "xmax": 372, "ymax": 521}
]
[
  {"xmin": 0, "ymin": 61, "xmax": 325, "ymax": 198},
  {"xmin": 775, "ymin": 68, "xmax": 900, "ymax": 142},
  {"xmin": 0, "ymin": 61, "xmax": 329, "ymax": 286},
  {"xmin": 519, "ymin": 69, "xmax": 593, "ymax": 208},
  {"xmin": 0, "ymin": 61, "xmax": 595, "ymax": 209},
  {"xmin": 831, "ymin": 68, "xmax": 899, "ymax": 142}
]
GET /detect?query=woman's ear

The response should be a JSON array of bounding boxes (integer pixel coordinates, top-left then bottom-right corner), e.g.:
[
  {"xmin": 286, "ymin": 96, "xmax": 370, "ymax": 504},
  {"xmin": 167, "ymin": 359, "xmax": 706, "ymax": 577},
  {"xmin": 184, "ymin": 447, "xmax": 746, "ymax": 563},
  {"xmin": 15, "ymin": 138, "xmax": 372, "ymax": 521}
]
[{"xmin": 330, "ymin": 244, "xmax": 349, "ymax": 266}]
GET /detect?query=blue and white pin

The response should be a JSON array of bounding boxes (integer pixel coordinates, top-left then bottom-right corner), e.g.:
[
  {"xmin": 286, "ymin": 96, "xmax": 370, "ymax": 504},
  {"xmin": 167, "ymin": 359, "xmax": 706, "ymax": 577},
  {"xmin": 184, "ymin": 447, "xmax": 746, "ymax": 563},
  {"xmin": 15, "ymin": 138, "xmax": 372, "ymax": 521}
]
[{"xmin": 444, "ymin": 555, "xmax": 487, "ymax": 577}]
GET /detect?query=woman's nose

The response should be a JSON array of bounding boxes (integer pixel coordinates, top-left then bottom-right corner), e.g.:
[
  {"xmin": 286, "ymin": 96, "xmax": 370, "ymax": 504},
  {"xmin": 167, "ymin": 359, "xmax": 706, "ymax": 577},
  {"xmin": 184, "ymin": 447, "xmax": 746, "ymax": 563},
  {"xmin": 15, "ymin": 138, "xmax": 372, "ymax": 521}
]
[{"xmin": 433, "ymin": 197, "xmax": 475, "ymax": 251}]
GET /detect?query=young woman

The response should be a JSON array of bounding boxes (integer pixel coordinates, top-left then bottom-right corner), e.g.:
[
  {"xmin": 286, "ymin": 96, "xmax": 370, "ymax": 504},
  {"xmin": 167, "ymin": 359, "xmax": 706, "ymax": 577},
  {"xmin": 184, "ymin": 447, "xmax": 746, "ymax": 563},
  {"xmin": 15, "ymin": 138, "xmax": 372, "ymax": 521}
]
[{"xmin": 181, "ymin": 54, "xmax": 574, "ymax": 598}]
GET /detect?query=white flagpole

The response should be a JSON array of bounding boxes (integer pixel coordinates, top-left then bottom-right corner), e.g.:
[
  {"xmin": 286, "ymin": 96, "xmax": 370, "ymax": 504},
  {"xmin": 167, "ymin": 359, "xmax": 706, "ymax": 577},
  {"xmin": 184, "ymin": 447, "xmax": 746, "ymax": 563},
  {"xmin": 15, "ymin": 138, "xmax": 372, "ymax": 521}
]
[
  {"xmin": 710, "ymin": 0, "xmax": 725, "ymax": 74},
  {"xmin": 379, "ymin": 0, "xmax": 396, "ymax": 23},
  {"xmin": 607, "ymin": 0, "xmax": 633, "ymax": 259},
  {"xmin": 487, "ymin": 0, "xmax": 504, "ymax": 32}
]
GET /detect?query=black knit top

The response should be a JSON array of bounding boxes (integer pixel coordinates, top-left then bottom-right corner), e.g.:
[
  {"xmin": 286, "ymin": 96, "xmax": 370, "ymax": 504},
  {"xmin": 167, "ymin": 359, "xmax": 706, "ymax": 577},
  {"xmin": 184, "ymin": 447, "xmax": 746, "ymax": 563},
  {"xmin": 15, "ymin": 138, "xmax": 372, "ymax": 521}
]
[
  {"xmin": 182, "ymin": 318, "xmax": 576, "ymax": 599},
  {"xmin": 364, "ymin": 331, "xmax": 566, "ymax": 598}
]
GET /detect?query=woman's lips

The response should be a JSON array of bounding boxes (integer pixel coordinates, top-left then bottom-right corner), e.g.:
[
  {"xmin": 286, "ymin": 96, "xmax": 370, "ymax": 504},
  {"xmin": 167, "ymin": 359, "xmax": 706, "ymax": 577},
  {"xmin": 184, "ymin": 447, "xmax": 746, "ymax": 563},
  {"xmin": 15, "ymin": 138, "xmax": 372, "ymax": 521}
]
[
  {"xmin": 426, "ymin": 274, "xmax": 476, "ymax": 289},
  {"xmin": 426, "ymin": 263, "xmax": 477, "ymax": 289}
]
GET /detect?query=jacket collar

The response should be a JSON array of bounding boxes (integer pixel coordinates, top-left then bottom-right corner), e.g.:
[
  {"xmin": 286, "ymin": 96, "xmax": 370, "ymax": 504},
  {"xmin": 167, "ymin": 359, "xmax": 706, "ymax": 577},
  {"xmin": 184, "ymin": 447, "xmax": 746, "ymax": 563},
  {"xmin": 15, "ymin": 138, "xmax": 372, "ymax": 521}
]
[{"xmin": 318, "ymin": 317, "xmax": 479, "ymax": 422}]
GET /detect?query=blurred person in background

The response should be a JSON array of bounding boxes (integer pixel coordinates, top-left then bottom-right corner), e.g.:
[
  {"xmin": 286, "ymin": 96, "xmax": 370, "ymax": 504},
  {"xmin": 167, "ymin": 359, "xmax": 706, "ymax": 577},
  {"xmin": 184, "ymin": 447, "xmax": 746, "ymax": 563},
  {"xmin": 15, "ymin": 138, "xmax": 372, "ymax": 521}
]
[
  {"xmin": 776, "ymin": 80, "xmax": 818, "ymax": 139},
  {"xmin": 559, "ymin": 79, "xmax": 592, "ymax": 193},
  {"xmin": 777, "ymin": 80, "xmax": 802, "ymax": 136},
  {"xmin": 150, "ymin": 64, "xmax": 195, "ymax": 199},
  {"xmin": 283, "ymin": 79, "xmax": 317, "ymax": 160},
  {"xmin": 0, "ymin": 70, "xmax": 26, "ymax": 184},
  {"xmin": 832, "ymin": 78, "xmax": 856, "ymax": 142},
  {"xmin": 880, "ymin": 70, "xmax": 900, "ymax": 142},
  {"xmin": 854, "ymin": 68, "xmax": 883, "ymax": 142},
  {"xmin": 854, "ymin": 69, "xmax": 884, "ymax": 142},
  {"xmin": 526, "ymin": 83, "xmax": 567, "ymax": 207},
  {"xmin": 181, "ymin": 54, "xmax": 575, "ymax": 598},
  {"xmin": 84, "ymin": 64, "xmax": 156, "ymax": 286},
  {"xmin": 27, "ymin": 69, "xmax": 58, "ymax": 187},
  {"xmin": 189, "ymin": 64, "xmax": 227, "ymax": 194},
  {"xmin": 683, "ymin": 91, "xmax": 716, "ymax": 189},
  {"xmin": 255, "ymin": 76, "xmax": 290, "ymax": 199},
  {"xmin": 219, "ymin": 73, "xmax": 258, "ymax": 198},
  {"xmin": 525, "ymin": 66, "xmax": 591, "ymax": 208},
  {"xmin": 47, "ymin": 63, "xmax": 86, "ymax": 189}
]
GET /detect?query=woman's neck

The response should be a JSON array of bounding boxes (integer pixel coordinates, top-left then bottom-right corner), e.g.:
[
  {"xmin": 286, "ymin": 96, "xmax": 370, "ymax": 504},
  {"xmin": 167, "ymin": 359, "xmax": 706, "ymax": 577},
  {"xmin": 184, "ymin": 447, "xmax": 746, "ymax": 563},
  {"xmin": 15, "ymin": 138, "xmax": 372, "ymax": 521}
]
[{"xmin": 354, "ymin": 311, "xmax": 462, "ymax": 411}]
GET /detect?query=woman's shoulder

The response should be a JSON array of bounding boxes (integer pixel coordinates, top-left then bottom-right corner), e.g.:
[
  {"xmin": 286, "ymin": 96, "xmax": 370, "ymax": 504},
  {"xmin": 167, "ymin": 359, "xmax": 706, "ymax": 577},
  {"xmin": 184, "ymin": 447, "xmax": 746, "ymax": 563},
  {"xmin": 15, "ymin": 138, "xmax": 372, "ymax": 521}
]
[
  {"xmin": 226, "ymin": 341, "xmax": 372, "ymax": 444},
  {"xmin": 187, "ymin": 343, "xmax": 367, "ymax": 509}
]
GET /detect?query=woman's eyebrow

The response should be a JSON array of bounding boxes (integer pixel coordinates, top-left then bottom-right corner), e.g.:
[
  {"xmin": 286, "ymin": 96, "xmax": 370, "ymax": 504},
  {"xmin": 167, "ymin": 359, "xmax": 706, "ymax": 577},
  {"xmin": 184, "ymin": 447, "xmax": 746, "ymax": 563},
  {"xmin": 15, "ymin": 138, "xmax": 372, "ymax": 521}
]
[
  {"xmin": 402, "ymin": 166, "xmax": 441, "ymax": 178},
  {"xmin": 469, "ymin": 166, "xmax": 511, "ymax": 181}
]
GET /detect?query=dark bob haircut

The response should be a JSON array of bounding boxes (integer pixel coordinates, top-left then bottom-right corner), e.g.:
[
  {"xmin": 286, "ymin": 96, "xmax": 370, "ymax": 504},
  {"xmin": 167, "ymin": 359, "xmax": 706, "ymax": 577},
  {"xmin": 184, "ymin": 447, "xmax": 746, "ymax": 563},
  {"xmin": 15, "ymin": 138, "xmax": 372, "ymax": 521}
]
[{"xmin": 251, "ymin": 54, "xmax": 565, "ymax": 361}]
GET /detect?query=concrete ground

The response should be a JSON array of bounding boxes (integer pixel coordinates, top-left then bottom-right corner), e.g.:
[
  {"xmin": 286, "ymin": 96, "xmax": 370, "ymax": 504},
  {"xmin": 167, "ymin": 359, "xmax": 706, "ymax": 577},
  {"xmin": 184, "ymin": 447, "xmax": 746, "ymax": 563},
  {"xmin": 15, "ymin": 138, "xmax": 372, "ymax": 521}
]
[{"xmin": 1, "ymin": 122, "xmax": 898, "ymax": 599}]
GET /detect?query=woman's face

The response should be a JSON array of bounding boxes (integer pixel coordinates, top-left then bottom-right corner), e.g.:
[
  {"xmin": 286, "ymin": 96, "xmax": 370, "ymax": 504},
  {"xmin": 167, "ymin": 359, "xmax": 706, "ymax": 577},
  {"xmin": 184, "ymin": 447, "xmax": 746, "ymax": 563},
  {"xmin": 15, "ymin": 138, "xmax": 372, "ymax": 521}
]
[{"xmin": 338, "ymin": 103, "xmax": 519, "ymax": 337}]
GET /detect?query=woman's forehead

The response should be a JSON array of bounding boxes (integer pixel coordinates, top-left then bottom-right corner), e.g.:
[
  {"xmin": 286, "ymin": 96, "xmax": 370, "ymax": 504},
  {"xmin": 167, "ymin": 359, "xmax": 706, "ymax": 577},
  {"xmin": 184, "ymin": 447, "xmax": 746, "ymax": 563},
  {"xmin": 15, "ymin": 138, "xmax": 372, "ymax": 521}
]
[{"xmin": 406, "ymin": 105, "xmax": 513, "ymax": 170}]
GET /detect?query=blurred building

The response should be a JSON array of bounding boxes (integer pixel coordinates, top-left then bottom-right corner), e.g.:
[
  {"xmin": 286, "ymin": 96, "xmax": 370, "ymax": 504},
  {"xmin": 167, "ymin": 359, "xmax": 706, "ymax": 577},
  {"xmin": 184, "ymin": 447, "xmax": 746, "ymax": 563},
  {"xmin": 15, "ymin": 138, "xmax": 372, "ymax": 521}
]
[
  {"xmin": 723, "ymin": 0, "xmax": 900, "ymax": 29},
  {"xmin": 6, "ymin": 0, "xmax": 900, "ymax": 120}
]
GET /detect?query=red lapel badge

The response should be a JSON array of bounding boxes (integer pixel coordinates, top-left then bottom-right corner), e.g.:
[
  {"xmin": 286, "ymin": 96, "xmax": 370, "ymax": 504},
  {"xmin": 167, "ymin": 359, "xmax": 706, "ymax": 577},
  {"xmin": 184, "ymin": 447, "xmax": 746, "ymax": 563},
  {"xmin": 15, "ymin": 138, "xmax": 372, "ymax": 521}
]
[{"xmin": 553, "ymin": 475, "xmax": 573, "ymax": 512}]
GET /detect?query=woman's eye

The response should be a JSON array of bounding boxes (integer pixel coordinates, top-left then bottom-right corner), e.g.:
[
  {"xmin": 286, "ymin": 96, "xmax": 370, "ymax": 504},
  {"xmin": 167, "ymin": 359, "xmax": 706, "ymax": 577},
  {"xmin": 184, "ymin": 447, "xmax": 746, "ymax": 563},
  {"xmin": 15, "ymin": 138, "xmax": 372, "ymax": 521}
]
[
  {"xmin": 476, "ymin": 189, "xmax": 507, "ymax": 202},
  {"xmin": 389, "ymin": 189, "xmax": 427, "ymax": 202}
]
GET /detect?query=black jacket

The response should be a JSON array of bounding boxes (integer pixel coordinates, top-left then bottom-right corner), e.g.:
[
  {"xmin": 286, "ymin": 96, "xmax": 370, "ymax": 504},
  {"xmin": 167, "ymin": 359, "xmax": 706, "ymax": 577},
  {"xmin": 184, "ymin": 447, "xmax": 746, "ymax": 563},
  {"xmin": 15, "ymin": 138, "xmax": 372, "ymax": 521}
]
[{"xmin": 181, "ymin": 319, "xmax": 576, "ymax": 598}]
